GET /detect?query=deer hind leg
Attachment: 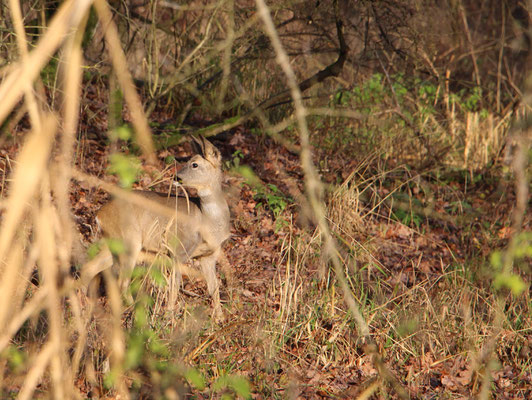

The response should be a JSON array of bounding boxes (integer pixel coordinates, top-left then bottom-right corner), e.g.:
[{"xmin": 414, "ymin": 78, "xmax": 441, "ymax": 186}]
[
  {"xmin": 199, "ymin": 249, "xmax": 223, "ymax": 320},
  {"xmin": 115, "ymin": 237, "xmax": 142, "ymax": 304},
  {"xmin": 219, "ymin": 251, "xmax": 234, "ymax": 288},
  {"xmin": 167, "ymin": 260, "xmax": 183, "ymax": 312},
  {"xmin": 80, "ymin": 246, "xmax": 114, "ymax": 296}
]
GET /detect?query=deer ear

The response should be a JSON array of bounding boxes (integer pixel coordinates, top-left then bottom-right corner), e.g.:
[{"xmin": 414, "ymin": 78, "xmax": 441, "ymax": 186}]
[
  {"xmin": 189, "ymin": 135, "xmax": 222, "ymax": 167},
  {"xmin": 202, "ymin": 137, "xmax": 222, "ymax": 168},
  {"xmin": 190, "ymin": 135, "xmax": 205, "ymax": 155}
]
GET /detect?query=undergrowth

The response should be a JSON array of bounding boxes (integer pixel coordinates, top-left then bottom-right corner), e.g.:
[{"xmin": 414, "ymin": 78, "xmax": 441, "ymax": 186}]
[
  {"xmin": 0, "ymin": 1, "xmax": 530, "ymax": 398},
  {"xmin": 311, "ymin": 73, "xmax": 512, "ymax": 172}
]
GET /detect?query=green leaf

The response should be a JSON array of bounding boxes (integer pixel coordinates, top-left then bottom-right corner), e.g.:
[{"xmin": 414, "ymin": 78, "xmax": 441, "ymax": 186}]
[
  {"xmin": 125, "ymin": 334, "xmax": 145, "ymax": 369},
  {"xmin": 150, "ymin": 267, "xmax": 167, "ymax": 287},
  {"xmin": 490, "ymin": 251, "xmax": 503, "ymax": 269},
  {"xmin": 235, "ymin": 165, "xmax": 260, "ymax": 186},
  {"xmin": 164, "ymin": 155, "xmax": 176, "ymax": 164},
  {"xmin": 134, "ymin": 302, "xmax": 148, "ymax": 328},
  {"xmin": 110, "ymin": 125, "xmax": 132, "ymax": 141},
  {"xmin": 106, "ymin": 238, "xmax": 126, "ymax": 255},
  {"xmin": 493, "ymin": 273, "xmax": 527, "ymax": 296},
  {"xmin": 185, "ymin": 368, "xmax": 206, "ymax": 390},
  {"xmin": 104, "ymin": 368, "xmax": 118, "ymax": 388},
  {"xmin": 5, "ymin": 346, "xmax": 26, "ymax": 371},
  {"xmin": 213, "ymin": 375, "xmax": 251, "ymax": 399},
  {"xmin": 228, "ymin": 375, "xmax": 251, "ymax": 398},
  {"xmin": 148, "ymin": 337, "xmax": 169, "ymax": 357},
  {"xmin": 107, "ymin": 153, "xmax": 141, "ymax": 188},
  {"xmin": 87, "ymin": 242, "xmax": 102, "ymax": 260}
]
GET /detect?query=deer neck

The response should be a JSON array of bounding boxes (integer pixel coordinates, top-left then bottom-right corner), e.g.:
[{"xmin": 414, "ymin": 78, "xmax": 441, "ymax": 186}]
[
  {"xmin": 197, "ymin": 185, "xmax": 228, "ymax": 220},
  {"xmin": 196, "ymin": 184, "xmax": 230, "ymax": 245}
]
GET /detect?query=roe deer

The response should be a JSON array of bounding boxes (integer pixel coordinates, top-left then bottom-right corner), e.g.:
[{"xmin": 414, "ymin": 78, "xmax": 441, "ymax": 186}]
[{"xmin": 94, "ymin": 136, "xmax": 230, "ymax": 318}]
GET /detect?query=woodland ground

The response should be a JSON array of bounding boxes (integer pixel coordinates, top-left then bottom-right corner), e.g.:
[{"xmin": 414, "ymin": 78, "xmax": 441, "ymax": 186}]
[{"xmin": 2, "ymin": 124, "xmax": 530, "ymax": 399}]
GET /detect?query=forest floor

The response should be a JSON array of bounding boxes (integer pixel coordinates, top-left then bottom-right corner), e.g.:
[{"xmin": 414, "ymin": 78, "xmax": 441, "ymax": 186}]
[{"xmin": 1, "ymin": 124, "xmax": 530, "ymax": 399}]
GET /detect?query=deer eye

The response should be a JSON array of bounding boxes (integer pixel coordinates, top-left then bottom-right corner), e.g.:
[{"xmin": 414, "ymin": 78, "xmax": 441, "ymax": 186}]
[{"xmin": 192, "ymin": 162, "xmax": 199, "ymax": 168}]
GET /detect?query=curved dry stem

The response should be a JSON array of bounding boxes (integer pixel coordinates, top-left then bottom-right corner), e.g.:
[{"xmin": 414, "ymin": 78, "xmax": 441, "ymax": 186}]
[
  {"xmin": 0, "ymin": 114, "xmax": 56, "ymax": 263},
  {"xmin": 94, "ymin": 0, "xmax": 155, "ymax": 163},
  {"xmin": 37, "ymin": 174, "xmax": 69, "ymax": 398},
  {"xmin": 102, "ymin": 268, "xmax": 130, "ymax": 399},
  {"xmin": 0, "ymin": 0, "xmax": 92, "ymax": 126},
  {"xmin": 8, "ymin": 0, "xmax": 41, "ymax": 130},
  {"xmin": 17, "ymin": 341, "xmax": 55, "ymax": 400},
  {"xmin": 216, "ymin": 0, "xmax": 235, "ymax": 114}
]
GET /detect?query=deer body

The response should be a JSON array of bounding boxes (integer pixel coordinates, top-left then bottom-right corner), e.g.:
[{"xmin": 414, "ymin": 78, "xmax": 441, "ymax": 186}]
[{"xmin": 94, "ymin": 136, "xmax": 230, "ymax": 317}]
